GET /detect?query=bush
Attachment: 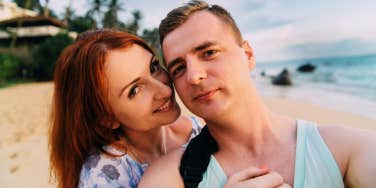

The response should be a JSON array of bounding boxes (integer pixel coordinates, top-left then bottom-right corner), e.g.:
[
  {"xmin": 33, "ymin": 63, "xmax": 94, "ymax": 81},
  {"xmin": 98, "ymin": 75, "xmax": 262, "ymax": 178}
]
[
  {"xmin": 31, "ymin": 33, "xmax": 74, "ymax": 81},
  {"xmin": 0, "ymin": 51, "xmax": 34, "ymax": 87},
  {"xmin": 0, "ymin": 54, "xmax": 23, "ymax": 85}
]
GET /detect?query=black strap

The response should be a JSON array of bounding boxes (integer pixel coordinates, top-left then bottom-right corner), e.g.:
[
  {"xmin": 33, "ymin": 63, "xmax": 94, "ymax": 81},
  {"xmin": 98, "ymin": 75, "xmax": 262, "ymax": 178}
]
[{"xmin": 179, "ymin": 126, "xmax": 218, "ymax": 188}]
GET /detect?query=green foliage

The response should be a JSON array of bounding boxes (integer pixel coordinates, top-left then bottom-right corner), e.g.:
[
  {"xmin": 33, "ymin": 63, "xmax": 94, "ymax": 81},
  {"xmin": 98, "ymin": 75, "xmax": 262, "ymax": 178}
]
[
  {"xmin": 69, "ymin": 15, "xmax": 96, "ymax": 33},
  {"xmin": 31, "ymin": 33, "xmax": 74, "ymax": 81},
  {"xmin": 142, "ymin": 28, "xmax": 160, "ymax": 52},
  {"xmin": 124, "ymin": 10, "xmax": 142, "ymax": 35},
  {"xmin": 102, "ymin": 0, "xmax": 124, "ymax": 29},
  {"xmin": 141, "ymin": 28, "xmax": 163, "ymax": 63},
  {"xmin": 86, "ymin": 0, "xmax": 108, "ymax": 29},
  {"xmin": 0, "ymin": 54, "xmax": 22, "ymax": 85},
  {"xmin": 12, "ymin": 0, "xmax": 57, "ymax": 17},
  {"xmin": 13, "ymin": 0, "xmax": 41, "ymax": 11},
  {"xmin": 5, "ymin": 0, "xmax": 163, "ymax": 84},
  {"xmin": 0, "ymin": 49, "xmax": 34, "ymax": 87}
]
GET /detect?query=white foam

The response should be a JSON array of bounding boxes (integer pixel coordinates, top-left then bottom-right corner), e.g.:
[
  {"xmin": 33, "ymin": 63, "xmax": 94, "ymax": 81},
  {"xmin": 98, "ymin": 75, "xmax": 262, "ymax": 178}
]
[{"xmin": 251, "ymin": 72, "xmax": 376, "ymax": 119}]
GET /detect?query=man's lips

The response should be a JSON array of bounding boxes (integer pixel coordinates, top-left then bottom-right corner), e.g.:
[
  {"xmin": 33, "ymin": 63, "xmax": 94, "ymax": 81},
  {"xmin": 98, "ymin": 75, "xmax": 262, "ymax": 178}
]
[{"xmin": 193, "ymin": 89, "xmax": 219, "ymax": 102}]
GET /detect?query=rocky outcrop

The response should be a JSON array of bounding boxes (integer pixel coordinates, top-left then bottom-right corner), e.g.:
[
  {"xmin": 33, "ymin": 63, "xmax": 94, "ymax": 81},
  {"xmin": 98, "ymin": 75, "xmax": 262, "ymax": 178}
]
[
  {"xmin": 272, "ymin": 68, "xmax": 293, "ymax": 86},
  {"xmin": 297, "ymin": 63, "xmax": 316, "ymax": 73}
]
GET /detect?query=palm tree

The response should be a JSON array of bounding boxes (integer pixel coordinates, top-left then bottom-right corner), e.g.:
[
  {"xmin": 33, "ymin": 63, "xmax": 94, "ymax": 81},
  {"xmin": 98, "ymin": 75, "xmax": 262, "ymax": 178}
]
[
  {"xmin": 86, "ymin": 0, "xmax": 107, "ymax": 29},
  {"xmin": 63, "ymin": 0, "xmax": 72, "ymax": 26},
  {"xmin": 126, "ymin": 10, "xmax": 142, "ymax": 35},
  {"xmin": 13, "ymin": 0, "xmax": 40, "ymax": 10},
  {"xmin": 43, "ymin": 0, "xmax": 49, "ymax": 17},
  {"xmin": 10, "ymin": 0, "xmax": 33, "ymax": 49},
  {"xmin": 142, "ymin": 28, "xmax": 162, "ymax": 61},
  {"xmin": 102, "ymin": 0, "xmax": 124, "ymax": 28}
]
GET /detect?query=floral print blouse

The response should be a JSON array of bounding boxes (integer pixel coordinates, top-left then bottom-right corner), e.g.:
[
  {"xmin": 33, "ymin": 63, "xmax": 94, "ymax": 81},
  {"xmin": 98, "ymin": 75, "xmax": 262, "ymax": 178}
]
[{"xmin": 78, "ymin": 117, "xmax": 203, "ymax": 188}]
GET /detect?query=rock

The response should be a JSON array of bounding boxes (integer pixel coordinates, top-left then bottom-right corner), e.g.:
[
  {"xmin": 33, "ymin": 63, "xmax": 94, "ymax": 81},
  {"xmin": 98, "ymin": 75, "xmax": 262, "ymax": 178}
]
[
  {"xmin": 272, "ymin": 68, "xmax": 293, "ymax": 86},
  {"xmin": 297, "ymin": 63, "xmax": 316, "ymax": 72},
  {"xmin": 260, "ymin": 70, "xmax": 266, "ymax": 77}
]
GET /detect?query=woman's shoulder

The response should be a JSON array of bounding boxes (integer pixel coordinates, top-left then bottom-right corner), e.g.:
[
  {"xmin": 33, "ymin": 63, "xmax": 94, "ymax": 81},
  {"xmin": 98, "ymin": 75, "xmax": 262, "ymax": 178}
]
[
  {"xmin": 79, "ymin": 149, "xmax": 146, "ymax": 188},
  {"xmin": 81, "ymin": 150, "xmax": 122, "ymax": 173}
]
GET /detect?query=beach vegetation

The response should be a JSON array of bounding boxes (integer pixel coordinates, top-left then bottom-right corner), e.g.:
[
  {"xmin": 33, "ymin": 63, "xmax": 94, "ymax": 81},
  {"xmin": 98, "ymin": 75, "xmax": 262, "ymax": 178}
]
[
  {"xmin": 0, "ymin": 0, "xmax": 161, "ymax": 87},
  {"xmin": 31, "ymin": 33, "xmax": 74, "ymax": 81}
]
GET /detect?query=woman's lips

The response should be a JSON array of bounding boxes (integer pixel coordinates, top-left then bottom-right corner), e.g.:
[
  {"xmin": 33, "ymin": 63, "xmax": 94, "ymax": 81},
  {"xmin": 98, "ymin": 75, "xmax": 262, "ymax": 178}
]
[{"xmin": 154, "ymin": 99, "xmax": 174, "ymax": 113}]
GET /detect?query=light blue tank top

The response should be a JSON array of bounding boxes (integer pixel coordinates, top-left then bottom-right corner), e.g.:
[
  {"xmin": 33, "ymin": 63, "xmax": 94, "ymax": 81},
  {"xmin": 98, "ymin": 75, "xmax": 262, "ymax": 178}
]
[{"xmin": 198, "ymin": 120, "xmax": 345, "ymax": 188}]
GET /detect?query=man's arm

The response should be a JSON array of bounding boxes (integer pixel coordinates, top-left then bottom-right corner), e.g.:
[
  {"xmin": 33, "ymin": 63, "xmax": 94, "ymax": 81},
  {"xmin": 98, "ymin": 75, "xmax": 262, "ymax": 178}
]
[
  {"xmin": 320, "ymin": 126, "xmax": 376, "ymax": 188},
  {"xmin": 138, "ymin": 148, "xmax": 185, "ymax": 188},
  {"xmin": 344, "ymin": 128, "xmax": 376, "ymax": 187}
]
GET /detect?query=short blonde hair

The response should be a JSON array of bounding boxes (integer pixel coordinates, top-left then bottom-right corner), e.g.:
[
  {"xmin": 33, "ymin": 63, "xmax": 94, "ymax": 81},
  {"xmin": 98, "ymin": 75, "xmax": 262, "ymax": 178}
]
[{"xmin": 159, "ymin": 0, "xmax": 243, "ymax": 46}]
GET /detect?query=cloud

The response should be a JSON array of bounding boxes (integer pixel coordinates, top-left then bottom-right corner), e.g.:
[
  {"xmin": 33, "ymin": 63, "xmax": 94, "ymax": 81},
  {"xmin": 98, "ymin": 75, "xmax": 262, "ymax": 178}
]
[
  {"xmin": 243, "ymin": 17, "xmax": 294, "ymax": 32},
  {"xmin": 14, "ymin": 0, "xmax": 376, "ymax": 62}
]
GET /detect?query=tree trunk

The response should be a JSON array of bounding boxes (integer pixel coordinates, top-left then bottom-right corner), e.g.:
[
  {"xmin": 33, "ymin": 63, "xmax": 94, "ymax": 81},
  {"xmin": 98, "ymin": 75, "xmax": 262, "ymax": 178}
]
[
  {"xmin": 44, "ymin": 0, "xmax": 50, "ymax": 17},
  {"xmin": 10, "ymin": 0, "xmax": 32, "ymax": 49}
]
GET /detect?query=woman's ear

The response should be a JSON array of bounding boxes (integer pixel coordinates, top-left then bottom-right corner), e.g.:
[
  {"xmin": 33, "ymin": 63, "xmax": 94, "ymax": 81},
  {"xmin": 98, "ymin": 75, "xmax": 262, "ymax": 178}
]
[
  {"xmin": 101, "ymin": 117, "xmax": 121, "ymax": 129},
  {"xmin": 111, "ymin": 121, "xmax": 121, "ymax": 129},
  {"xmin": 242, "ymin": 40, "xmax": 256, "ymax": 70}
]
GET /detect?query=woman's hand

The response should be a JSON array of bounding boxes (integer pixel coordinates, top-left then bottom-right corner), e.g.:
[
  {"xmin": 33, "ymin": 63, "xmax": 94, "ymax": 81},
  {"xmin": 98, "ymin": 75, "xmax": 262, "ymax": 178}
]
[{"xmin": 223, "ymin": 166, "xmax": 291, "ymax": 188}]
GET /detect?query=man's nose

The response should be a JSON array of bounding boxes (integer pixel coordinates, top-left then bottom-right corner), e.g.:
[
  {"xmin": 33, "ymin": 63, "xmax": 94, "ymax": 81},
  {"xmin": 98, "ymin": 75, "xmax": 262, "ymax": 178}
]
[{"xmin": 186, "ymin": 57, "xmax": 207, "ymax": 85}]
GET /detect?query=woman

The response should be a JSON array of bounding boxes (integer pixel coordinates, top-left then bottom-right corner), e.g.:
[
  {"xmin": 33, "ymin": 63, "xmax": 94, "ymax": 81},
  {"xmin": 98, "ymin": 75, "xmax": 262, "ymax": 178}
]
[{"xmin": 49, "ymin": 29, "xmax": 202, "ymax": 188}]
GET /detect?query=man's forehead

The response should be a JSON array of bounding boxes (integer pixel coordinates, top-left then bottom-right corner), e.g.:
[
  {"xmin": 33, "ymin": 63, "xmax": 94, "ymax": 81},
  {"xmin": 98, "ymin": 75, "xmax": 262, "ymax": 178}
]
[{"xmin": 162, "ymin": 11, "xmax": 226, "ymax": 62}]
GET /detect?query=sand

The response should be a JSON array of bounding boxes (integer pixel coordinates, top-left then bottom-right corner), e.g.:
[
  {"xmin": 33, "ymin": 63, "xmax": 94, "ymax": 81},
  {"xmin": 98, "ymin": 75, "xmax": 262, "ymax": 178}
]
[
  {"xmin": 0, "ymin": 82, "xmax": 375, "ymax": 188},
  {"xmin": 0, "ymin": 83, "xmax": 54, "ymax": 187}
]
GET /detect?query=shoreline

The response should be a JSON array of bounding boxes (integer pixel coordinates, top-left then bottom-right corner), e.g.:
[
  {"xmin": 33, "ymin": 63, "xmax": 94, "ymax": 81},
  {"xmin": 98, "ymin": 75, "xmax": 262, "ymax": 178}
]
[
  {"xmin": 252, "ymin": 72, "xmax": 376, "ymax": 120},
  {"xmin": 263, "ymin": 96, "xmax": 376, "ymax": 130}
]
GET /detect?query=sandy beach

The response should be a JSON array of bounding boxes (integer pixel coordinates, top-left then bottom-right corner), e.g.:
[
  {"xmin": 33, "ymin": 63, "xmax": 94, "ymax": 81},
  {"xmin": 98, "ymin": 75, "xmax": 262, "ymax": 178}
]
[{"xmin": 0, "ymin": 82, "xmax": 375, "ymax": 188}]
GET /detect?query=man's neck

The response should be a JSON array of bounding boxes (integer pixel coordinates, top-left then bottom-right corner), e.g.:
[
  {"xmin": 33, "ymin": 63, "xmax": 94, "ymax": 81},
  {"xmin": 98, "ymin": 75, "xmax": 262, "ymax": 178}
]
[{"xmin": 205, "ymin": 92, "xmax": 295, "ymax": 156}]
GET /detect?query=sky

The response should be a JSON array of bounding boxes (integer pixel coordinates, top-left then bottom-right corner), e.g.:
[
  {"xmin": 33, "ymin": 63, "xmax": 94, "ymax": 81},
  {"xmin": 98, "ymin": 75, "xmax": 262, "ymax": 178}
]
[{"xmin": 6, "ymin": 0, "xmax": 376, "ymax": 62}]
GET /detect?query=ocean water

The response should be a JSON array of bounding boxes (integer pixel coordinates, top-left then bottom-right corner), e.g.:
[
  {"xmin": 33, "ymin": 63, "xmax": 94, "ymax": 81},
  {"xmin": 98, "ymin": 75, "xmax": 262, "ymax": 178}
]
[{"xmin": 253, "ymin": 54, "xmax": 376, "ymax": 119}]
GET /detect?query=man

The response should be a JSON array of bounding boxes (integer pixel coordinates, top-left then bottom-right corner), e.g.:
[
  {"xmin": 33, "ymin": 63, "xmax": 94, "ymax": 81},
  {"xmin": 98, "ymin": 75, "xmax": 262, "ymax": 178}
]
[{"xmin": 139, "ymin": 1, "xmax": 376, "ymax": 187}]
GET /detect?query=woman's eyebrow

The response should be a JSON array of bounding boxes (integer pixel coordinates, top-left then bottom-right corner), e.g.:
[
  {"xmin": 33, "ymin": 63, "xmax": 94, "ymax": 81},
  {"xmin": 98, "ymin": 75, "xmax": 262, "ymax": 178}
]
[
  {"xmin": 119, "ymin": 77, "xmax": 141, "ymax": 97},
  {"xmin": 118, "ymin": 55, "xmax": 155, "ymax": 97}
]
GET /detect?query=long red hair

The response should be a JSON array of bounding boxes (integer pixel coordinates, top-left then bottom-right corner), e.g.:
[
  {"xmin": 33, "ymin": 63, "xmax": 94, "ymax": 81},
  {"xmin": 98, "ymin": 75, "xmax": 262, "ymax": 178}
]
[{"xmin": 49, "ymin": 29, "xmax": 154, "ymax": 188}]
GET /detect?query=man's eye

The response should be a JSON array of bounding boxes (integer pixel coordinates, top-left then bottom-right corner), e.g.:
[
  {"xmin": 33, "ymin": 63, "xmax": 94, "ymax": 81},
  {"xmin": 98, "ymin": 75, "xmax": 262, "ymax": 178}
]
[
  {"xmin": 150, "ymin": 59, "xmax": 161, "ymax": 74},
  {"xmin": 204, "ymin": 50, "xmax": 218, "ymax": 58},
  {"xmin": 171, "ymin": 65, "xmax": 186, "ymax": 78},
  {"xmin": 128, "ymin": 86, "xmax": 140, "ymax": 98}
]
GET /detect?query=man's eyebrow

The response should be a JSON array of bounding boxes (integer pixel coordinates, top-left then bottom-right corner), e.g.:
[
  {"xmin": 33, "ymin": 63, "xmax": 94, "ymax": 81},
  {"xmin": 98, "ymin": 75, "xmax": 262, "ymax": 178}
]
[
  {"xmin": 166, "ymin": 41, "xmax": 218, "ymax": 72},
  {"xmin": 119, "ymin": 56, "xmax": 155, "ymax": 97},
  {"xmin": 193, "ymin": 41, "xmax": 217, "ymax": 52},
  {"xmin": 167, "ymin": 57, "xmax": 184, "ymax": 72}
]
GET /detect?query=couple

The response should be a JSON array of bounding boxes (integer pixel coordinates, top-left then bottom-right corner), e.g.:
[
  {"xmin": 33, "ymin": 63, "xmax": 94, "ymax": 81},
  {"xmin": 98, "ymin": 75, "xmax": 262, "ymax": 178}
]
[{"xmin": 50, "ymin": 1, "xmax": 376, "ymax": 188}]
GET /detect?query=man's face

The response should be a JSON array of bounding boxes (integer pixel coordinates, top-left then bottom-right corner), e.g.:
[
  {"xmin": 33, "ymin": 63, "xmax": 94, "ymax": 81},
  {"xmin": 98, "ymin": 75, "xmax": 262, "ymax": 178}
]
[{"xmin": 162, "ymin": 10, "xmax": 255, "ymax": 120}]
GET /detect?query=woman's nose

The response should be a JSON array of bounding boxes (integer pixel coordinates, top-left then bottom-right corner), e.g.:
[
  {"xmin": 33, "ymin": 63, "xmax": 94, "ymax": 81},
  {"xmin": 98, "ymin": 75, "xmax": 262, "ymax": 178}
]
[{"xmin": 152, "ymin": 75, "xmax": 172, "ymax": 100}]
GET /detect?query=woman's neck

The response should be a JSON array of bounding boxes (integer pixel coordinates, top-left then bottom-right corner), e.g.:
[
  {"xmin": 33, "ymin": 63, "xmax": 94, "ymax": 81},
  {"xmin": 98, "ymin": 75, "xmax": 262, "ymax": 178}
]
[{"xmin": 118, "ymin": 126, "xmax": 167, "ymax": 163}]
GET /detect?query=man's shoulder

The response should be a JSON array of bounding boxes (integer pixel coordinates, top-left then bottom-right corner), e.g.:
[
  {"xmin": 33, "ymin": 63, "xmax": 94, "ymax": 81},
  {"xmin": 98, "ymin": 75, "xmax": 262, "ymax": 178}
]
[
  {"xmin": 317, "ymin": 125, "xmax": 376, "ymax": 158},
  {"xmin": 318, "ymin": 125, "xmax": 376, "ymax": 148},
  {"xmin": 317, "ymin": 125, "xmax": 376, "ymax": 178},
  {"xmin": 138, "ymin": 148, "xmax": 185, "ymax": 188}
]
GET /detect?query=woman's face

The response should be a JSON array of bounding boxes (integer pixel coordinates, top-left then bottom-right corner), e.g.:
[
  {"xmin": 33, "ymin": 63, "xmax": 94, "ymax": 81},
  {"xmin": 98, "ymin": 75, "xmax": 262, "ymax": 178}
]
[{"xmin": 105, "ymin": 45, "xmax": 181, "ymax": 132}]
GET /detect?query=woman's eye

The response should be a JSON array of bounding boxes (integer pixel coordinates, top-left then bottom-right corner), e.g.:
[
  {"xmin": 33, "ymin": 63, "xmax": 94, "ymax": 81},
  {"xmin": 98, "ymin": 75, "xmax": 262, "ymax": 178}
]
[
  {"xmin": 128, "ymin": 86, "xmax": 140, "ymax": 98},
  {"xmin": 150, "ymin": 59, "xmax": 161, "ymax": 74}
]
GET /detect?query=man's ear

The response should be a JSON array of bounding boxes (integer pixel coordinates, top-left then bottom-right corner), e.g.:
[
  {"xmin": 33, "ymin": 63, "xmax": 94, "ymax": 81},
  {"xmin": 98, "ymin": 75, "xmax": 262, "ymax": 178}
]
[{"xmin": 242, "ymin": 40, "xmax": 256, "ymax": 70}]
